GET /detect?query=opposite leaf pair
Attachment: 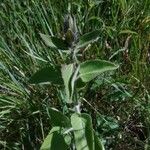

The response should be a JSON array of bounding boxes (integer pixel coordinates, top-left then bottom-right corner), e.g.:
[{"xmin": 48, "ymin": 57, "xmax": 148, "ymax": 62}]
[
  {"xmin": 29, "ymin": 60, "xmax": 118, "ymax": 103},
  {"xmin": 40, "ymin": 108, "xmax": 104, "ymax": 150}
]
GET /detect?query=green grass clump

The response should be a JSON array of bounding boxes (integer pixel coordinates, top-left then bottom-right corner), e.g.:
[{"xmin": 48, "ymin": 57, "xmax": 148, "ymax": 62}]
[{"xmin": 0, "ymin": 0, "xmax": 150, "ymax": 149}]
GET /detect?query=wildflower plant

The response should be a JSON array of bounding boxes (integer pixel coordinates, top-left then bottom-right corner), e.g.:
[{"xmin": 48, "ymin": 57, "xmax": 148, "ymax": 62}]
[{"xmin": 29, "ymin": 14, "xmax": 118, "ymax": 150}]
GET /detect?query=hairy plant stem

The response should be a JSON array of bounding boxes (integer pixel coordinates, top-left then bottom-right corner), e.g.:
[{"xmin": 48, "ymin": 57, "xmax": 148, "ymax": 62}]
[{"xmin": 71, "ymin": 47, "xmax": 81, "ymax": 114}]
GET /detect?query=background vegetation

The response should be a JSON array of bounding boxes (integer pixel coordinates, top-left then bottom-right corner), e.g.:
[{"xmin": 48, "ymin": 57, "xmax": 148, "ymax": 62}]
[{"xmin": 0, "ymin": 0, "xmax": 150, "ymax": 149}]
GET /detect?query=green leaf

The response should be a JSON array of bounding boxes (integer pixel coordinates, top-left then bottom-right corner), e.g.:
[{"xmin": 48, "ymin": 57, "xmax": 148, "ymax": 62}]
[
  {"xmin": 94, "ymin": 132, "xmax": 105, "ymax": 150},
  {"xmin": 40, "ymin": 127, "xmax": 68, "ymax": 150},
  {"xmin": 49, "ymin": 108, "xmax": 71, "ymax": 127},
  {"xmin": 71, "ymin": 113, "xmax": 94, "ymax": 150},
  {"xmin": 79, "ymin": 60, "xmax": 119, "ymax": 82},
  {"xmin": 61, "ymin": 64, "xmax": 74, "ymax": 103},
  {"xmin": 29, "ymin": 66, "xmax": 63, "ymax": 85},
  {"xmin": 81, "ymin": 114, "xmax": 95, "ymax": 150},
  {"xmin": 76, "ymin": 30, "xmax": 101, "ymax": 49},
  {"xmin": 40, "ymin": 33, "xmax": 69, "ymax": 50},
  {"xmin": 40, "ymin": 33, "xmax": 56, "ymax": 48}
]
